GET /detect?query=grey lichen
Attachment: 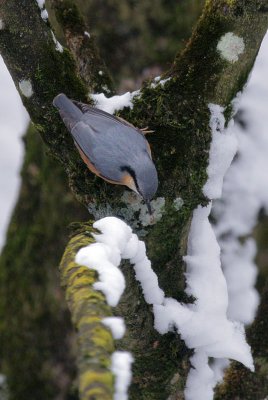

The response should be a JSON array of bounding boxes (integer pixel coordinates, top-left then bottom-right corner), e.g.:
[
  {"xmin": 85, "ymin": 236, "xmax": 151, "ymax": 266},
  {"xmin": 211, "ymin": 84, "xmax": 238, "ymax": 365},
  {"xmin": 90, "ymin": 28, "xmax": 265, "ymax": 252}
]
[
  {"xmin": 87, "ymin": 192, "xmax": 166, "ymax": 236},
  {"xmin": 19, "ymin": 79, "xmax": 33, "ymax": 98},
  {"xmin": 217, "ymin": 32, "xmax": 245, "ymax": 63},
  {"xmin": 173, "ymin": 197, "xmax": 184, "ymax": 211}
]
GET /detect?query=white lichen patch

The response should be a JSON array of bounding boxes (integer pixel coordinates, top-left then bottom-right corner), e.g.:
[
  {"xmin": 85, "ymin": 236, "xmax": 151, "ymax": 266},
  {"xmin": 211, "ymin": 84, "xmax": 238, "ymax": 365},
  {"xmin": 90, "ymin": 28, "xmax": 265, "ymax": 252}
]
[
  {"xmin": 19, "ymin": 79, "xmax": 33, "ymax": 98},
  {"xmin": 87, "ymin": 192, "xmax": 165, "ymax": 236},
  {"xmin": 121, "ymin": 192, "xmax": 165, "ymax": 227},
  {"xmin": 0, "ymin": 19, "xmax": 5, "ymax": 30},
  {"xmin": 173, "ymin": 197, "xmax": 184, "ymax": 211},
  {"xmin": 121, "ymin": 191, "xmax": 142, "ymax": 212},
  {"xmin": 51, "ymin": 31, "xmax": 63, "ymax": 53},
  {"xmin": 217, "ymin": 32, "xmax": 245, "ymax": 63}
]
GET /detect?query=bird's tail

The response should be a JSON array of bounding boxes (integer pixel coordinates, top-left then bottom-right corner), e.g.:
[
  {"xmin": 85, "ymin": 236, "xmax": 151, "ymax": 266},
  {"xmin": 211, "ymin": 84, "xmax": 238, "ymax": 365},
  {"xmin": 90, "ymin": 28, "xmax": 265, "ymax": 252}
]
[{"xmin": 53, "ymin": 93, "xmax": 82, "ymax": 129}]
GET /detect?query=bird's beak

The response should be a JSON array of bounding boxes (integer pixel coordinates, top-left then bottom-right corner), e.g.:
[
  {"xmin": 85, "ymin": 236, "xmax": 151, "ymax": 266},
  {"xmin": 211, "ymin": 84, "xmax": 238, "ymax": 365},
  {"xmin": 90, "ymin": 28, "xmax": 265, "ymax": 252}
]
[{"xmin": 145, "ymin": 200, "xmax": 153, "ymax": 215}]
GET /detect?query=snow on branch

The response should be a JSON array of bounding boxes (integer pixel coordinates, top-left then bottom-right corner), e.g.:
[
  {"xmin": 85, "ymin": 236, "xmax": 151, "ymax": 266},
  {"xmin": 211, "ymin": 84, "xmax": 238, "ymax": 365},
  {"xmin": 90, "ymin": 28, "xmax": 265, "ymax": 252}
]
[{"xmin": 92, "ymin": 91, "xmax": 140, "ymax": 115}]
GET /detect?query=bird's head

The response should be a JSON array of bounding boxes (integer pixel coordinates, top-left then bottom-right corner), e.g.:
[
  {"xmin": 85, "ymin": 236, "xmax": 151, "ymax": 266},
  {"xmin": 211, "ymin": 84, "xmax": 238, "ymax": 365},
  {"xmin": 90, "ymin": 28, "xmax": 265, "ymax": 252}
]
[{"xmin": 121, "ymin": 156, "xmax": 158, "ymax": 214}]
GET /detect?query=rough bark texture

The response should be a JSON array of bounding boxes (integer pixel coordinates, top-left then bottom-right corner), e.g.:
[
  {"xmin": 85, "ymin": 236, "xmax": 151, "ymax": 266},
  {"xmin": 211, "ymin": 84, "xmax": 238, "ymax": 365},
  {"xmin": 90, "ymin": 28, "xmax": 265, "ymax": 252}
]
[
  {"xmin": 49, "ymin": 0, "xmax": 114, "ymax": 95},
  {"xmin": 0, "ymin": 0, "xmax": 268, "ymax": 399}
]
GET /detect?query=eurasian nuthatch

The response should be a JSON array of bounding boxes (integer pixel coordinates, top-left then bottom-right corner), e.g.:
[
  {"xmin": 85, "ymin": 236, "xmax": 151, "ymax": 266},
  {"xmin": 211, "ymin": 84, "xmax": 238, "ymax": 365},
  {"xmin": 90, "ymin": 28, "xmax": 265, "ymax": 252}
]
[{"xmin": 53, "ymin": 93, "xmax": 158, "ymax": 213}]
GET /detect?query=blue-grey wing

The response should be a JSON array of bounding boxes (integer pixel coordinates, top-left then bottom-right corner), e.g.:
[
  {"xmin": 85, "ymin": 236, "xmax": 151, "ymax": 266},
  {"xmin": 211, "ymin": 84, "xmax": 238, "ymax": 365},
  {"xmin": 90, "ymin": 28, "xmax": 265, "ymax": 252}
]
[
  {"xmin": 71, "ymin": 117, "xmax": 149, "ymax": 182},
  {"xmin": 73, "ymin": 101, "xmax": 137, "ymax": 130}
]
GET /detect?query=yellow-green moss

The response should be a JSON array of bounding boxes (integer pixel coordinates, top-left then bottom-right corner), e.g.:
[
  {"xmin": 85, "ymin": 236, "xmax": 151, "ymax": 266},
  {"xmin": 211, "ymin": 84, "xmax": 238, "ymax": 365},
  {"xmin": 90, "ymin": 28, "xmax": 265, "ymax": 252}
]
[{"xmin": 60, "ymin": 227, "xmax": 114, "ymax": 399}]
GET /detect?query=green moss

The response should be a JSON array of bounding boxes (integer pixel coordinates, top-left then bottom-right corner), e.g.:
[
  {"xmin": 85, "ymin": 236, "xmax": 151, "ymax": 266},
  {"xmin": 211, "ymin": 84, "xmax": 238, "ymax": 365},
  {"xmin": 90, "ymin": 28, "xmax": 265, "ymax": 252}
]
[
  {"xmin": 54, "ymin": 0, "xmax": 86, "ymax": 34},
  {"xmin": 79, "ymin": 371, "xmax": 113, "ymax": 399}
]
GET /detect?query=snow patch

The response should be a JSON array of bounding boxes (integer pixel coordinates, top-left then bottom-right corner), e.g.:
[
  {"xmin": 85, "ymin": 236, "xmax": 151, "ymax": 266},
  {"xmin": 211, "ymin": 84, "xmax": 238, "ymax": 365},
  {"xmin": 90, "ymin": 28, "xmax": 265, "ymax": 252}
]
[
  {"xmin": 84, "ymin": 31, "xmax": 90, "ymax": 38},
  {"xmin": 102, "ymin": 317, "xmax": 126, "ymax": 340},
  {"xmin": 51, "ymin": 31, "xmax": 63, "ymax": 53},
  {"xmin": 212, "ymin": 33, "xmax": 268, "ymax": 335},
  {"xmin": 111, "ymin": 352, "xmax": 134, "ymax": 400},
  {"xmin": 151, "ymin": 76, "xmax": 171, "ymax": 89},
  {"xmin": 19, "ymin": 79, "xmax": 33, "ymax": 98},
  {"xmin": 41, "ymin": 9, "xmax": 48, "ymax": 21},
  {"xmin": 203, "ymin": 104, "xmax": 237, "ymax": 199},
  {"xmin": 36, "ymin": 0, "xmax": 45, "ymax": 8},
  {"xmin": 36, "ymin": 0, "xmax": 48, "ymax": 22},
  {"xmin": 184, "ymin": 351, "xmax": 214, "ymax": 400},
  {"xmin": 217, "ymin": 32, "xmax": 245, "ymax": 63},
  {"xmin": 92, "ymin": 91, "xmax": 140, "ymax": 114},
  {"xmin": 76, "ymin": 241, "xmax": 125, "ymax": 307}
]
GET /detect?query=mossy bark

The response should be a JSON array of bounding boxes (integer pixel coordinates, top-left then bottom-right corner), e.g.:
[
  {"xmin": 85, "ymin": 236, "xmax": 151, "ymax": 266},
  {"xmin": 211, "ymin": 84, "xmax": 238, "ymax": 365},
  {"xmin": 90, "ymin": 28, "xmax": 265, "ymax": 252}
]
[
  {"xmin": 49, "ymin": 0, "xmax": 114, "ymax": 95},
  {"xmin": 0, "ymin": 0, "xmax": 267, "ymax": 399},
  {"xmin": 60, "ymin": 226, "xmax": 115, "ymax": 399}
]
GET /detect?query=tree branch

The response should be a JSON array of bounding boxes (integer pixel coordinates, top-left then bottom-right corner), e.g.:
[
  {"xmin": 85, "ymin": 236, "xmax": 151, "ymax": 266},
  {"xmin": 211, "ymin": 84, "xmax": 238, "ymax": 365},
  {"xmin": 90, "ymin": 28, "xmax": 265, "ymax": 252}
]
[
  {"xmin": 60, "ymin": 223, "xmax": 115, "ymax": 400},
  {"xmin": 50, "ymin": 0, "xmax": 114, "ymax": 95}
]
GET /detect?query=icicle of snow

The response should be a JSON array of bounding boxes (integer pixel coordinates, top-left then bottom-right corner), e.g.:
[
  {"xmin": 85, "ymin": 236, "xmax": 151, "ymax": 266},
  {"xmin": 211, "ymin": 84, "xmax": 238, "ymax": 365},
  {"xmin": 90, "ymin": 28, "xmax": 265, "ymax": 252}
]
[
  {"xmin": 111, "ymin": 352, "xmax": 134, "ymax": 400},
  {"xmin": 203, "ymin": 104, "xmax": 237, "ymax": 199},
  {"xmin": 184, "ymin": 351, "xmax": 214, "ymax": 400}
]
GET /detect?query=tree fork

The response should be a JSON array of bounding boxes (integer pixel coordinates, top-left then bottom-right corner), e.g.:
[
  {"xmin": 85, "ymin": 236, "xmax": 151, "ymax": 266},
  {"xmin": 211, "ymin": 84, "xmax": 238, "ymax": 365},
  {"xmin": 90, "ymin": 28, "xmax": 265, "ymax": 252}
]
[{"xmin": 49, "ymin": 0, "xmax": 114, "ymax": 95}]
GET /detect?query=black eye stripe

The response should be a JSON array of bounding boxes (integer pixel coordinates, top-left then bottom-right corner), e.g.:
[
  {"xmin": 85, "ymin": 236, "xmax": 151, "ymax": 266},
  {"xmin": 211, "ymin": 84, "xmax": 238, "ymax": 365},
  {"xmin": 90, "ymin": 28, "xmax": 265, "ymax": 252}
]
[{"xmin": 120, "ymin": 166, "xmax": 139, "ymax": 191}]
